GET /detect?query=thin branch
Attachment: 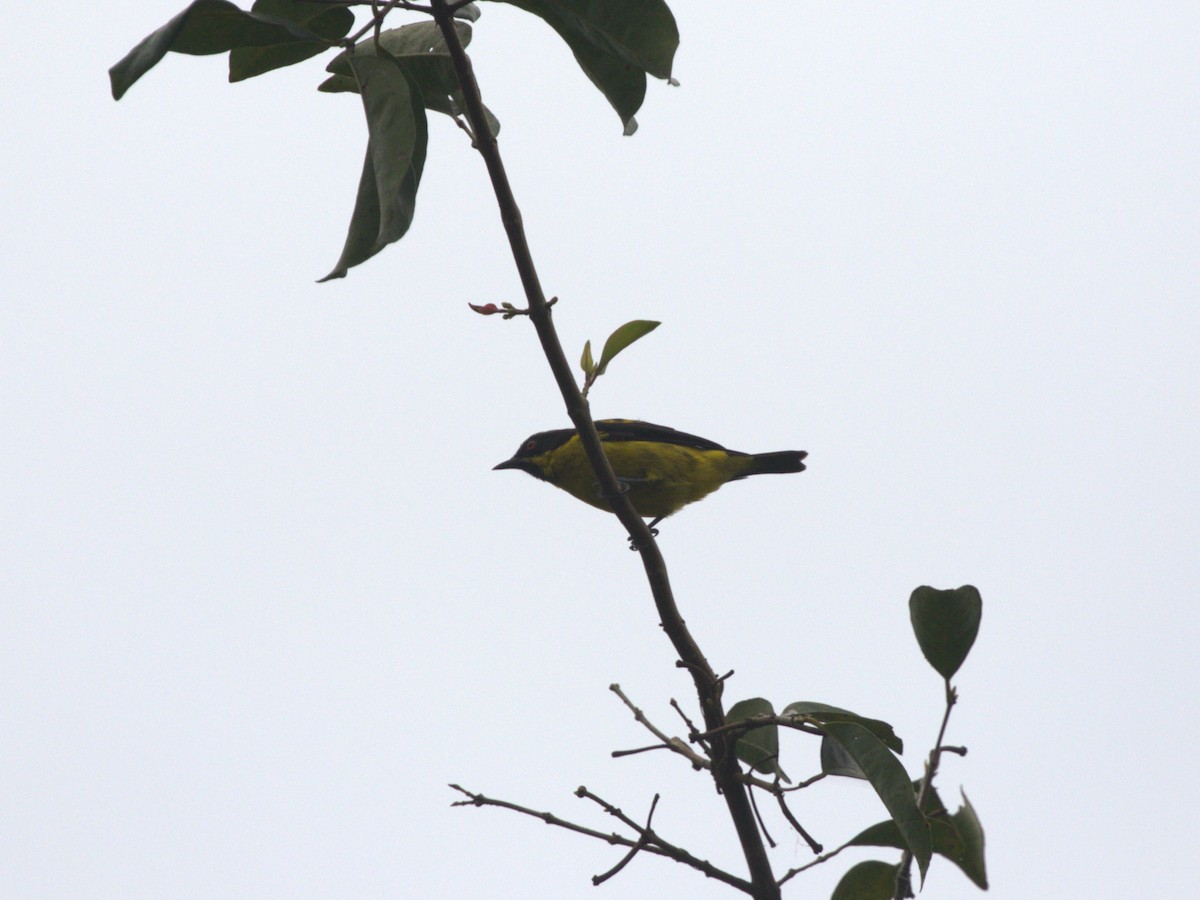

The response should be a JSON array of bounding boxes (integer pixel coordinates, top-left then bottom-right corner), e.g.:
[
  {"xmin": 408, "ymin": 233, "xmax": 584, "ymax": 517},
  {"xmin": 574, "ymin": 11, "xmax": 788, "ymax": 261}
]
[
  {"xmin": 429, "ymin": 3, "xmax": 779, "ymax": 896},
  {"xmin": 777, "ymin": 839, "xmax": 855, "ymax": 887},
  {"xmin": 448, "ymin": 785, "xmax": 753, "ymax": 893},
  {"xmin": 893, "ymin": 681, "xmax": 959, "ymax": 899},
  {"xmin": 746, "ymin": 786, "xmax": 776, "ymax": 849},
  {"xmin": 610, "ymin": 684, "xmax": 709, "ymax": 769},
  {"xmin": 776, "ymin": 793, "xmax": 822, "ymax": 854},
  {"xmin": 610, "ymin": 684, "xmax": 678, "ymax": 747},
  {"xmin": 783, "ymin": 771, "xmax": 828, "ymax": 792},
  {"xmin": 611, "ymin": 742, "xmax": 675, "ymax": 759},
  {"xmin": 575, "ymin": 787, "xmax": 653, "ymax": 837},
  {"xmin": 574, "ymin": 787, "xmax": 755, "ymax": 891},
  {"xmin": 592, "ymin": 795, "xmax": 659, "ymax": 886},
  {"xmin": 670, "ymin": 698, "xmax": 702, "ymax": 739}
]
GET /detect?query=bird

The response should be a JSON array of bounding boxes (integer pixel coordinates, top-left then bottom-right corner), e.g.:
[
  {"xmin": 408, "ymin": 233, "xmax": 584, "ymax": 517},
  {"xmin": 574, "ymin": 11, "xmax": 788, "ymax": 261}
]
[{"xmin": 493, "ymin": 419, "xmax": 807, "ymax": 531}]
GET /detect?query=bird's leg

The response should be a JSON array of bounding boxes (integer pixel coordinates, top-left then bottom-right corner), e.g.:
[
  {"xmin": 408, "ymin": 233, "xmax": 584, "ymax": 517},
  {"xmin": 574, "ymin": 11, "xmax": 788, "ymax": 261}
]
[
  {"xmin": 627, "ymin": 517, "xmax": 661, "ymax": 551},
  {"xmin": 587, "ymin": 477, "xmax": 658, "ymax": 549}
]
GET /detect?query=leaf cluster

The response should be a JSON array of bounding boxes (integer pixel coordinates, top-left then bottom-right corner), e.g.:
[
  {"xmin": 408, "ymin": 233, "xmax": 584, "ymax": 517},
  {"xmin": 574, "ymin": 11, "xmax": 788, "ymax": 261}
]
[
  {"xmin": 110, "ymin": 0, "xmax": 679, "ymax": 279},
  {"xmin": 723, "ymin": 586, "xmax": 986, "ymax": 897}
]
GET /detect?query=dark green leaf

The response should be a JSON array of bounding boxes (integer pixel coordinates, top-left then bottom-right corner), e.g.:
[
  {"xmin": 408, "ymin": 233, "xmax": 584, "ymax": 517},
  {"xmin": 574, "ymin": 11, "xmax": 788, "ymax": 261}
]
[
  {"xmin": 726, "ymin": 698, "xmax": 787, "ymax": 781},
  {"xmin": 327, "ymin": 21, "xmax": 469, "ymax": 73},
  {"xmin": 782, "ymin": 701, "xmax": 903, "ymax": 754},
  {"xmin": 847, "ymin": 818, "xmax": 904, "ymax": 849},
  {"xmin": 454, "ymin": 2, "xmax": 482, "ymax": 21},
  {"xmin": 320, "ymin": 55, "xmax": 427, "ymax": 280},
  {"xmin": 909, "ymin": 585, "xmax": 982, "ymax": 680},
  {"xmin": 486, "ymin": 0, "xmax": 678, "ymax": 131},
  {"xmin": 323, "ymin": 22, "xmax": 500, "ymax": 137},
  {"xmin": 831, "ymin": 861, "xmax": 899, "ymax": 900},
  {"xmin": 317, "ymin": 73, "xmax": 359, "ymax": 93},
  {"xmin": 918, "ymin": 780, "xmax": 947, "ymax": 815},
  {"xmin": 952, "ymin": 790, "xmax": 988, "ymax": 889},
  {"xmin": 595, "ymin": 320, "xmax": 660, "ymax": 376},
  {"xmin": 848, "ymin": 790, "xmax": 988, "ymax": 890},
  {"xmin": 229, "ymin": 0, "xmax": 354, "ymax": 82},
  {"xmin": 822, "ymin": 722, "xmax": 931, "ymax": 881},
  {"xmin": 820, "ymin": 733, "xmax": 865, "ymax": 779},
  {"xmin": 110, "ymin": 0, "xmax": 317, "ymax": 100}
]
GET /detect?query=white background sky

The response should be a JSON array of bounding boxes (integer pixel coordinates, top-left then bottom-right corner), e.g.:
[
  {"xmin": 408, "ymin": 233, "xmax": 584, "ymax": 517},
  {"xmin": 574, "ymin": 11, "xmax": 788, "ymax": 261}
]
[{"xmin": 5, "ymin": 2, "xmax": 1199, "ymax": 897}]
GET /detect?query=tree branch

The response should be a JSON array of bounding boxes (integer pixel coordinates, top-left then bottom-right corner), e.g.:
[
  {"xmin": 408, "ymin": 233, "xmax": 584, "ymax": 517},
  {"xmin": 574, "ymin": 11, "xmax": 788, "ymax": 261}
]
[
  {"xmin": 430, "ymin": 3, "xmax": 779, "ymax": 896},
  {"xmin": 449, "ymin": 785, "xmax": 753, "ymax": 893}
]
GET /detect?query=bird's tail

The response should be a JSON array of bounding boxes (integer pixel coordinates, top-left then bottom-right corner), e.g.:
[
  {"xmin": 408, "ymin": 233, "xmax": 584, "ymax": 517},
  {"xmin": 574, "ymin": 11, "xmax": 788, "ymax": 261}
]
[{"xmin": 747, "ymin": 450, "xmax": 808, "ymax": 475}]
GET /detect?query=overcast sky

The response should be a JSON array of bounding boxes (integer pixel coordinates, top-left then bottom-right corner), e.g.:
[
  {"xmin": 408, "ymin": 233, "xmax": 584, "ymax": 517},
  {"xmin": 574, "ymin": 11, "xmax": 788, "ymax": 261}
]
[{"xmin": 5, "ymin": 2, "xmax": 1199, "ymax": 897}]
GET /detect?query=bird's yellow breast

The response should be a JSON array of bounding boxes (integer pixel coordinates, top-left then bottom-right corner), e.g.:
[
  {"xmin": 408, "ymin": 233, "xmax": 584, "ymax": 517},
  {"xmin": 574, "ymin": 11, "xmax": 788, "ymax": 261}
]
[{"xmin": 535, "ymin": 435, "xmax": 753, "ymax": 519}]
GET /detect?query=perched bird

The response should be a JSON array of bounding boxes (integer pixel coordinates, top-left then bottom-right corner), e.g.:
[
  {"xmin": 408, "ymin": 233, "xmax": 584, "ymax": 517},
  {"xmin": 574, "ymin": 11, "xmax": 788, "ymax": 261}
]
[{"xmin": 494, "ymin": 419, "xmax": 807, "ymax": 529}]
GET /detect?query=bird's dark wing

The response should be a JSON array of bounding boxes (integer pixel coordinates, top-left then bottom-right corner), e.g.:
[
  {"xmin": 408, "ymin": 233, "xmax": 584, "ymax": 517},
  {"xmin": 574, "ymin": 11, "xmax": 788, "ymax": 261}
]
[{"xmin": 594, "ymin": 419, "xmax": 736, "ymax": 453}]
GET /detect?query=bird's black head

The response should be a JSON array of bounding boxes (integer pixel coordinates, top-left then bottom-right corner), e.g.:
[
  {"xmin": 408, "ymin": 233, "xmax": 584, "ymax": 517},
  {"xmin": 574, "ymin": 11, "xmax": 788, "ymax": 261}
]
[{"xmin": 493, "ymin": 427, "xmax": 577, "ymax": 480}]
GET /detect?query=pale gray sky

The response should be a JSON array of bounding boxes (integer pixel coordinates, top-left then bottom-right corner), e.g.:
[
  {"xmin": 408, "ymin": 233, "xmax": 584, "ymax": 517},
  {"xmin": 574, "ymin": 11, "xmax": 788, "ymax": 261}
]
[{"xmin": 5, "ymin": 2, "xmax": 1199, "ymax": 897}]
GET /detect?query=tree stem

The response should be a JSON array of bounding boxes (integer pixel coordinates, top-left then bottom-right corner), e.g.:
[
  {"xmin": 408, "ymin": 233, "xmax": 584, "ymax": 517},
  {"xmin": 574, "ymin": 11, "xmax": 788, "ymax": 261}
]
[{"xmin": 429, "ymin": 4, "xmax": 778, "ymax": 896}]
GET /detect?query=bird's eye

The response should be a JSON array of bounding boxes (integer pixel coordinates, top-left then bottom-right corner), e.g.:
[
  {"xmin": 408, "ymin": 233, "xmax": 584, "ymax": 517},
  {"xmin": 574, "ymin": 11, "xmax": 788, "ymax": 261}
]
[{"xmin": 524, "ymin": 439, "xmax": 536, "ymax": 452}]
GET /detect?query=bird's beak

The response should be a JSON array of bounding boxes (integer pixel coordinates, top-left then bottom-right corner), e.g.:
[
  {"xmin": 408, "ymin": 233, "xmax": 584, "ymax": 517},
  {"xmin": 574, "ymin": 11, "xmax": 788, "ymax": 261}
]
[{"xmin": 493, "ymin": 457, "xmax": 544, "ymax": 479}]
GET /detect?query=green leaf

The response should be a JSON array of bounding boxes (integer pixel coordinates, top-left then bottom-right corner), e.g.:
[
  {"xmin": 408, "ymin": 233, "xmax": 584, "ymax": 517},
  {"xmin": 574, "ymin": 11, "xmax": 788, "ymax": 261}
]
[
  {"xmin": 909, "ymin": 585, "xmax": 982, "ymax": 680},
  {"xmin": 831, "ymin": 861, "xmax": 900, "ymax": 900},
  {"xmin": 326, "ymin": 22, "xmax": 470, "ymax": 75},
  {"xmin": 323, "ymin": 22, "xmax": 500, "ymax": 137},
  {"xmin": 848, "ymin": 789, "xmax": 988, "ymax": 890},
  {"xmin": 320, "ymin": 55, "xmax": 428, "ymax": 281},
  {"xmin": 454, "ymin": 2, "xmax": 482, "ymax": 21},
  {"xmin": 781, "ymin": 701, "xmax": 902, "ymax": 754},
  {"xmin": 110, "ymin": 0, "xmax": 319, "ymax": 100},
  {"xmin": 726, "ymin": 698, "xmax": 787, "ymax": 781},
  {"xmin": 822, "ymin": 722, "xmax": 931, "ymax": 881},
  {"xmin": 317, "ymin": 73, "xmax": 359, "ymax": 93},
  {"xmin": 595, "ymin": 320, "xmax": 659, "ymax": 376},
  {"xmin": 486, "ymin": 0, "xmax": 678, "ymax": 131},
  {"xmin": 819, "ymin": 733, "xmax": 865, "ymax": 779},
  {"xmin": 951, "ymin": 791, "xmax": 988, "ymax": 889},
  {"xmin": 580, "ymin": 340, "xmax": 595, "ymax": 375},
  {"xmin": 229, "ymin": 0, "xmax": 354, "ymax": 82}
]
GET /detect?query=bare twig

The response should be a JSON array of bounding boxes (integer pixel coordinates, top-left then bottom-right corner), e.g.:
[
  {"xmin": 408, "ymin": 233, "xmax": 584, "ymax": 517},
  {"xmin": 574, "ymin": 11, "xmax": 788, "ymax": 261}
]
[
  {"xmin": 611, "ymin": 742, "xmax": 674, "ymax": 759},
  {"xmin": 610, "ymin": 684, "xmax": 710, "ymax": 769},
  {"xmin": 776, "ymin": 793, "xmax": 822, "ymax": 854},
  {"xmin": 670, "ymin": 698, "xmax": 702, "ymax": 737},
  {"xmin": 784, "ymin": 772, "xmax": 828, "ymax": 791},
  {"xmin": 746, "ymin": 786, "xmax": 776, "ymax": 849},
  {"xmin": 447, "ymin": 785, "xmax": 753, "ymax": 892},
  {"xmin": 777, "ymin": 839, "xmax": 855, "ymax": 886},
  {"xmin": 585, "ymin": 792, "xmax": 659, "ymax": 885},
  {"xmin": 610, "ymin": 684, "xmax": 676, "ymax": 745}
]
